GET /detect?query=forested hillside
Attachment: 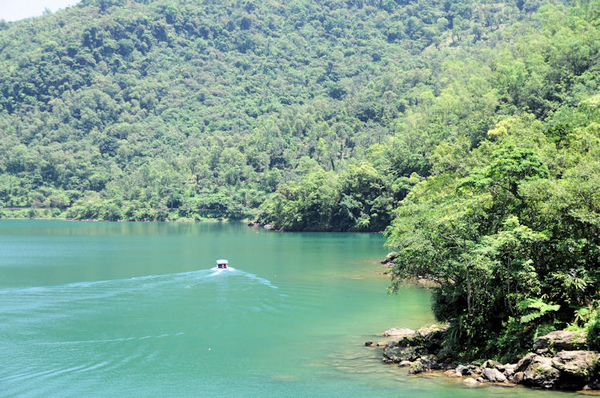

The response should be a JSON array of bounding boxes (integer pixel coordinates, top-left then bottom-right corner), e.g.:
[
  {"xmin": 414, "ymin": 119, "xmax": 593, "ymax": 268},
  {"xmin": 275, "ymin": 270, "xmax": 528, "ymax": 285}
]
[
  {"xmin": 374, "ymin": 0, "xmax": 600, "ymax": 362},
  {"xmin": 258, "ymin": 0, "xmax": 600, "ymax": 231},
  {"xmin": 0, "ymin": 0, "xmax": 569, "ymax": 222}
]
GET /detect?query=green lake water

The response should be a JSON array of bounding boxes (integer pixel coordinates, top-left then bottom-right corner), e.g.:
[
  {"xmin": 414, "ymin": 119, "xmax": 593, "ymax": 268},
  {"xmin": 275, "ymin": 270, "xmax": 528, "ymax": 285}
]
[{"xmin": 0, "ymin": 220, "xmax": 576, "ymax": 397}]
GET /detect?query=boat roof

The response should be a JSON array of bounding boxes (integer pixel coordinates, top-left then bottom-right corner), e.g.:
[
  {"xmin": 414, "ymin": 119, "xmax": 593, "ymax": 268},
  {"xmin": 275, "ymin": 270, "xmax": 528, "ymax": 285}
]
[{"xmin": 216, "ymin": 259, "xmax": 229, "ymax": 264}]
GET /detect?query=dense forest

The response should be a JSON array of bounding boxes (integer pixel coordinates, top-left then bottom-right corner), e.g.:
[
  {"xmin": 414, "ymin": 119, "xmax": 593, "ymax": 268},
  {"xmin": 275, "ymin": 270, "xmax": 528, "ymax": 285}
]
[
  {"xmin": 258, "ymin": 1, "xmax": 600, "ymax": 232},
  {"xmin": 2, "ymin": 0, "xmax": 600, "ymax": 362},
  {"xmin": 0, "ymin": 0, "xmax": 571, "ymax": 223}
]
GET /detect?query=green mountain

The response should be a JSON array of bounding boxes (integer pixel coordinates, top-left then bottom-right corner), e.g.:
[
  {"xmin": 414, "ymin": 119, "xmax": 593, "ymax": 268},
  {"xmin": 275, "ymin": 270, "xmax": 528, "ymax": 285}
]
[{"xmin": 0, "ymin": 0, "xmax": 569, "ymax": 223}]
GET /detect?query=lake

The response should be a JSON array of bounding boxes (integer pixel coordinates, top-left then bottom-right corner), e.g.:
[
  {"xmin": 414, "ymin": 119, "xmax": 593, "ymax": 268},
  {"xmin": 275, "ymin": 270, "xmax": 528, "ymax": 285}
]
[{"xmin": 0, "ymin": 220, "xmax": 572, "ymax": 397}]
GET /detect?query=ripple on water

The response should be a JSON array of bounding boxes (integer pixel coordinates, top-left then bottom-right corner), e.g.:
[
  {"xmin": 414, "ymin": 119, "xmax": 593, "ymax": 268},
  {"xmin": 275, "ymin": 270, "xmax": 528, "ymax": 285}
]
[{"xmin": 0, "ymin": 267, "xmax": 285, "ymax": 396}]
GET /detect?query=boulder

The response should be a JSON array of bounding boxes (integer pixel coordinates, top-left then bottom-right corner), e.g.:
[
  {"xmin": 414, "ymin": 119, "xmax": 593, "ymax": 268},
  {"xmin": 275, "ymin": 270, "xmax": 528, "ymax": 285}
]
[
  {"xmin": 383, "ymin": 327, "xmax": 415, "ymax": 338},
  {"xmin": 533, "ymin": 330, "xmax": 587, "ymax": 353},
  {"xmin": 445, "ymin": 369, "xmax": 462, "ymax": 378},
  {"xmin": 481, "ymin": 359, "xmax": 504, "ymax": 371},
  {"xmin": 513, "ymin": 353, "xmax": 561, "ymax": 389},
  {"xmin": 462, "ymin": 377, "xmax": 479, "ymax": 386},
  {"xmin": 415, "ymin": 324, "xmax": 448, "ymax": 340},
  {"xmin": 381, "ymin": 325, "xmax": 449, "ymax": 373},
  {"xmin": 381, "ymin": 252, "xmax": 400, "ymax": 264},
  {"xmin": 415, "ymin": 324, "xmax": 448, "ymax": 352},
  {"xmin": 383, "ymin": 345, "xmax": 422, "ymax": 363},
  {"xmin": 482, "ymin": 367, "xmax": 507, "ymax": 383},
  {"xmin": 503, "ymin": 363, "xmax": 517, "ymax": 379},
  {"xmin": 455, "ymin": 364, "xmax": 478, "ymax": 376},
  {"xmin": 511, "ymin": 371, "xmax": 525, "ymax": 384},
  {"xmin": 382, "ymin": 325, "xmax": 448, "ymax": 364},
  {"xmin": 510, "ymin": 351, "xmax": 600, "ymax": 390},
  {"xmin": 407, "ymin": 356, "xmax": 442, "ymax": 374},
  {"xmin": 419, "ymin": 355, "xmax": 442, "ymax": 371},
  {"xmin": 551, "ymin": 350, "xmax": 599, "ymax": 390},
  {"xmin": 409, "ymin": 360, "xmax": 425, "ymax": 374}
]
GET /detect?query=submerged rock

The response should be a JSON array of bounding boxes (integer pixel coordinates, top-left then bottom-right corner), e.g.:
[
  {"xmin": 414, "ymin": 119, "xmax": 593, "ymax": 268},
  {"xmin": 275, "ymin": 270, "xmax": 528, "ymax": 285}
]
[
  {"xmin": 462, "ymin": 377, "xmax": 479, "ymax": 386},
  {"xmin": 365, "ymin": 340, "xmax": 388, "ymax": 347}
]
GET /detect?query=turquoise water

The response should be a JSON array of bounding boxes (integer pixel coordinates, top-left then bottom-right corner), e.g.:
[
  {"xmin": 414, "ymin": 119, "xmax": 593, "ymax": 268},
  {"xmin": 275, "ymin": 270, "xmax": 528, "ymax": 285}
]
[{"xmin": 0, "ymin": 220, "xmax": 574, "ymax": 397}]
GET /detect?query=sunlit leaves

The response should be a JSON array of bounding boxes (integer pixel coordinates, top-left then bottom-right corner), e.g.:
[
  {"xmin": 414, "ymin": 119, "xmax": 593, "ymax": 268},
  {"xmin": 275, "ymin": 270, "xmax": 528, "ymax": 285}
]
[{"xmin": 385, "ymin": 108, "xmax": 600, "ymax": 358}]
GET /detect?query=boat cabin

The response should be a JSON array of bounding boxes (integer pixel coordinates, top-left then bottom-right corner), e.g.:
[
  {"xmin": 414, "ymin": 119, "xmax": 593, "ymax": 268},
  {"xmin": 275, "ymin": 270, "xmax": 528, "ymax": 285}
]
[{"xmin": 216, "ymin": 259, "xmax": 229, "ymax": 269}]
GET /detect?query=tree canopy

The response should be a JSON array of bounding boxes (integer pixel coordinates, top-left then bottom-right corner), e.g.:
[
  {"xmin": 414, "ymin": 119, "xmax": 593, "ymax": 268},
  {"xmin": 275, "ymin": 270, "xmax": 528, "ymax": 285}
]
[
  {"xmin": 385, "ymin": 103, "xmax": 600, "ymax": 360},
  {"xmin": 4, "ymin": 0, "xmax": 599, "ymax": 224}
]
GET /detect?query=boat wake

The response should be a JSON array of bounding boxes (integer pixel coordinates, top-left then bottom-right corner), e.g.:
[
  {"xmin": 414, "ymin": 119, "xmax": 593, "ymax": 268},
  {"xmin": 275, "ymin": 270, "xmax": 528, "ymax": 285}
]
[
  {"xmin": 208, "ymin": 267, "xmax": 277, "ymax": 289},
  {"xmin": 0, "ymin": 267, "xmax": 278, "ymax": 309},
  {"xmin": 0, "ymin": 260, "xmax": 288, "ymax": 397},
  {"xmin": 210, "ymin": 266, "xmax": 236, "ymax": 272},
  {"xmin": 0, "ymin": 269, "xmax": 213, "ymax": 300}
]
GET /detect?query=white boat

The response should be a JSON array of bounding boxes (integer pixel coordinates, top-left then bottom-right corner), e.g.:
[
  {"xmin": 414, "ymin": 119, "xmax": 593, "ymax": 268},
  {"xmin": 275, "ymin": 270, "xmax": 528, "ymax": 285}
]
[{"xmin": 216, "ymin": 259, "xmax": 228, "ymax": 269}]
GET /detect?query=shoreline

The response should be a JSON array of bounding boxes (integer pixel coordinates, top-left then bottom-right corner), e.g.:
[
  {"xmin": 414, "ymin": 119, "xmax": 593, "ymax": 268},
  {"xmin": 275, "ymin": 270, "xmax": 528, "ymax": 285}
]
[
  {"xmin": 372, "ymin": 256, "xmax": 600, "ymax": 392},
  {"xmin": 0, "ymin": 216, "xmax": 387, "ymax": 234},
  {"xmin": 0, "ymin": 215, "xmax": 251, "ymax": 224},
  {"xmin": 366, "ymin": 325, "xmax": 600, "ymax": 392}
]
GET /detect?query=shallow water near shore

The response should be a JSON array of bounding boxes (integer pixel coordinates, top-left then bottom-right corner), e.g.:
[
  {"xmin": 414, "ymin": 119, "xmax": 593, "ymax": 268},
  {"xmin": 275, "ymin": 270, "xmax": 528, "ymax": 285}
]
[{"xmin": 0, "ymin": 220, "xmax": 577, "ymax": 397}]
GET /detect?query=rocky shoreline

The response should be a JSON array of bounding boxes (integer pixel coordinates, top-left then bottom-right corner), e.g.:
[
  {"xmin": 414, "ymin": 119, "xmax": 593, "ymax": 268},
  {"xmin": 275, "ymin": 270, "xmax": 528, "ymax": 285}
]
[{"xmin": 366, "ymin": 326, "xmax": 600, "ymax": 391}]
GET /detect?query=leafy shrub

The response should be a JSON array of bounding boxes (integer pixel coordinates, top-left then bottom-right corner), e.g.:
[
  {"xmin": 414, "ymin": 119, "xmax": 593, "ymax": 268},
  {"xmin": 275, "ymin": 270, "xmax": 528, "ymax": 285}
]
[{"xmin": 587, "ymin": 315, "xmax": 600, "ymax": 351}]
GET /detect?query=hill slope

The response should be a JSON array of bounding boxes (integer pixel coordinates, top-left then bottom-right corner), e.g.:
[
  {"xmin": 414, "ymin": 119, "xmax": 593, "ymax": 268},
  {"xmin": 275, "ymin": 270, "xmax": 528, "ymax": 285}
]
[{"xmin": 0, "ymin": 0, "xmax": 539, "ymax": 221}]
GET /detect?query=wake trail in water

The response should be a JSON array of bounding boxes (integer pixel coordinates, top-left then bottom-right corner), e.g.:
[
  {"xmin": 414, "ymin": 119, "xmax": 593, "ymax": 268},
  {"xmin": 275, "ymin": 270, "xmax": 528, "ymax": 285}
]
[
  {"xmin": 36, "ymin": 332, "xmax": 187, "ymax": 347},
  {"xmin": 0, "ymin": 267, "xmax": 277, "ymax": 295},
  {"xmin": 219, "ymin": 267, "xmax": 279, "ymax": 289},
  {"xmin": 0, "ymin": 267, "xmax": 279, "ymax": 316},
  {"xmin": 0, "ymin": 269, "xmax": 209, "ymax": 295}
]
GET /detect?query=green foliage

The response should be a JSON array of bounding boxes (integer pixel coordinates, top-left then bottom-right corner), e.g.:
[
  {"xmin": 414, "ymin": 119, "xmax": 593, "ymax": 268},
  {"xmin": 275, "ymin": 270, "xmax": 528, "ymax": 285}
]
[
  {"xmin": 385, "ymin": 102, "xmax": 600, "ymax": 359},
  {"xmin": 518, "ymin": 298, "xmax": 560, "ymax": 324},
  {"xmin": 587, "ymin": 314, "xmax": 600, "ymax": 351},
  {"xmin": 257, "ymin": 163, "xmax": 399, "ymax": 231},
  {"xmin": 1, "ymin": 0, "xmax": 579, "ymax": 225},
  {"xmin": 492, "ymin": 317, "xmax": 537, "ymax": 363}
]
